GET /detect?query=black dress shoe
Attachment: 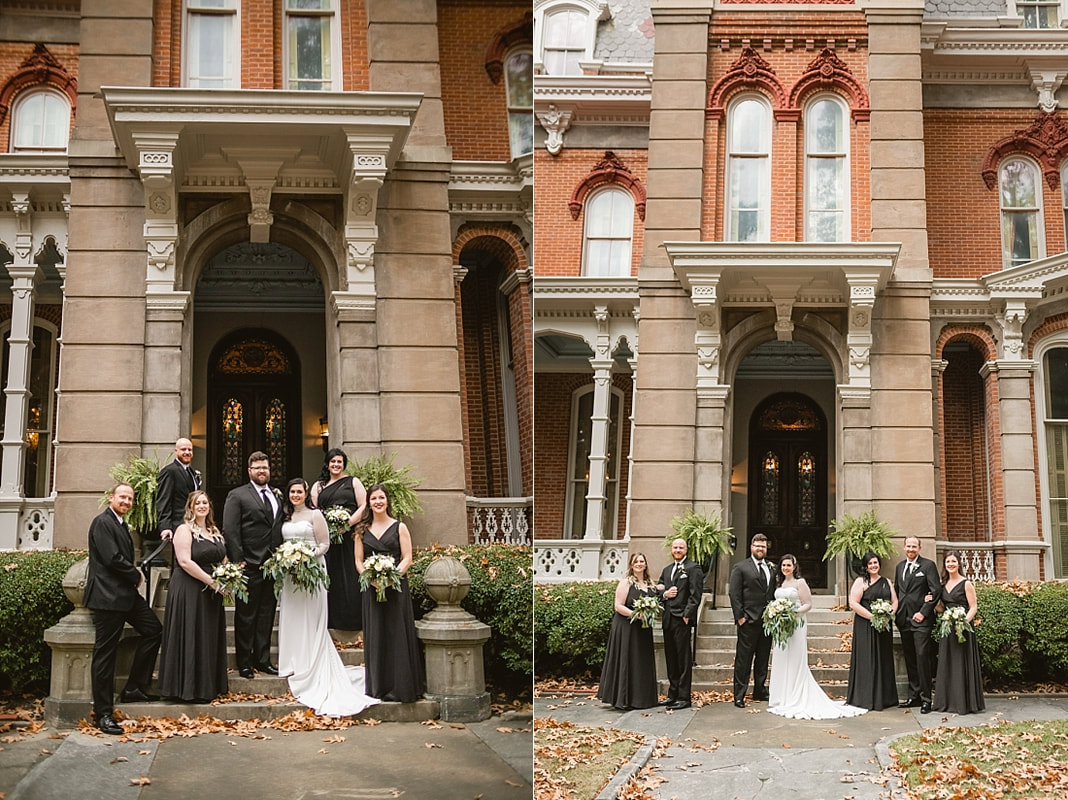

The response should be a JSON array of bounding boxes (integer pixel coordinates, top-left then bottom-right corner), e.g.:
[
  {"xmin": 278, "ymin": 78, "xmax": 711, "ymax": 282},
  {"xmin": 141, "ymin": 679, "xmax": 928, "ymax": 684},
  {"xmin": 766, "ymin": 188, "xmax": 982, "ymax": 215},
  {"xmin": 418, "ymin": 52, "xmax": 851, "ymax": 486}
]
[
  {"xmin": 667, "ymin": 701, "xmax": 691, "ymax": 710},
  {"xmin": 97, "ymin": 714, "xmax": 124, "ymax": 735},
  {"xmin": 256, "ymin": 663, "xmax": 279, "ymax": 675},
  {"xmin": 753, "ymin": 692, "xmax": 769, "ymax": 702},
  {"xmin": 920, "ymin": 702, "xmax": 932, "ymax": 714},
  {"xmin": 119, "ymin": 687, "xmax": 159, "ymax": 703},
  {"xmin": 238, "ymin": 667, "xmax": 255, "ymax": 679},
  {"xmin": 658, "ymin": 698, "xmax": 676, "ymax": 706},
  {"xmin": 899, "ymin": 698, "xmax": 922, "ymax": 709},
  {"xmin": 733, "ymin": 699, "xmax": 746, "ymax": 709}
]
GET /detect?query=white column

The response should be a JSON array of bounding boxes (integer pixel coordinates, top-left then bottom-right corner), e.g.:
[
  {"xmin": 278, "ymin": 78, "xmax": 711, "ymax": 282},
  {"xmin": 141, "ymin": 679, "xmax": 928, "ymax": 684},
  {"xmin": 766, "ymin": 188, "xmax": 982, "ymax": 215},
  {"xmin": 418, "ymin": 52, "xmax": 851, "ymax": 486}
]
[{"xmin": 583, "ymin": 355, "xmax": 614, "ymax": 541}]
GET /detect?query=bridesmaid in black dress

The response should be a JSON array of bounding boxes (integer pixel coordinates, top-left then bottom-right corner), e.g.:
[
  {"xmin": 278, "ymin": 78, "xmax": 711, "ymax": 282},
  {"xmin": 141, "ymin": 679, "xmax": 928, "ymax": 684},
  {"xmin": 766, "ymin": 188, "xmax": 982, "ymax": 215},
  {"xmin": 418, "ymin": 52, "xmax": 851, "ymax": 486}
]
[
  {"xmin": 310, "ymin": 448, "xmax": 367, "ymax": 632},
  {"xmin": 846, "ymin": 552, "xmax": 899, "ymax": 710},
  {"xmin": 159, "ymin": 491, "xmax": 229, "ymax": 702},
  {"xmin": 932, "ymin": 550, "xmax": 985, "ymax": 714},
  {"xmin": 597, "ymin": 552, "xmax": 658, "ymax": 710},
  {"xmin": 354, "ymin": 483, "xmax": 425, "ymax": 703}
]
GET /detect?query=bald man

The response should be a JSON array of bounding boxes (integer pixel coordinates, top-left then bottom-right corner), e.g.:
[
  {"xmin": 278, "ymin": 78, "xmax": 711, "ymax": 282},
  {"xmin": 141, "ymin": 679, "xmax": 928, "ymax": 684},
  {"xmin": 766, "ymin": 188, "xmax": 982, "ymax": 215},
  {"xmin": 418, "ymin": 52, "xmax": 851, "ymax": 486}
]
[{"xmin": 156, "ymin": 438, "xmax": 201, "ymax": 541}]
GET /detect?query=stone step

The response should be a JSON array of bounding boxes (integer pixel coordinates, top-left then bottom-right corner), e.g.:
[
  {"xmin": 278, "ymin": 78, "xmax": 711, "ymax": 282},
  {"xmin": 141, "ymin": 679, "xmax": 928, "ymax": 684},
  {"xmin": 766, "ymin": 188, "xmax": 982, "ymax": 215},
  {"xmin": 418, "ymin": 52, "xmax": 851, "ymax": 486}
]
[
  {"xmin": 223, "ymin": 647, "xmax": 364, "ymax": 670},
  {"xmin": 695, "ymin": 649, "xmax": 851, "ymax": 667},
  {"xmin": 696, "ymin": 634, "xmax": 848, "ymax": 649},
  {"xmin": 693, "ymin": 663, "xmax": 850, "ymax": 685}
]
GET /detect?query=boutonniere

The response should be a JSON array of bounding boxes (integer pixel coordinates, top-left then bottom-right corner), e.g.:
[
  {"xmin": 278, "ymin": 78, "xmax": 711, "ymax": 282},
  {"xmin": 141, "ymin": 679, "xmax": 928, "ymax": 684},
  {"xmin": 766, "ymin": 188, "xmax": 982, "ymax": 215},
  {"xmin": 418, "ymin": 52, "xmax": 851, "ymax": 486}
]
[
  {"xmin": 271, "ymin": 487, "xmax": 283, "ymax": 500},
  {"xmin": 193, "ymin": 468, "xmax": 203, "ymax": 482}
]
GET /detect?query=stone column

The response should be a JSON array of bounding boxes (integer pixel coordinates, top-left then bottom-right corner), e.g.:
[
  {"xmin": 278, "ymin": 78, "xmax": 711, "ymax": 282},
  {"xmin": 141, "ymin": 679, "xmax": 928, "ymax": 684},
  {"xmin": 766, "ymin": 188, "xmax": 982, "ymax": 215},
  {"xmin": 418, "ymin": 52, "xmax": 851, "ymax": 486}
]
[{"xmin": 583, "ymin": 308, "xmax": 614, "ymax": 542}]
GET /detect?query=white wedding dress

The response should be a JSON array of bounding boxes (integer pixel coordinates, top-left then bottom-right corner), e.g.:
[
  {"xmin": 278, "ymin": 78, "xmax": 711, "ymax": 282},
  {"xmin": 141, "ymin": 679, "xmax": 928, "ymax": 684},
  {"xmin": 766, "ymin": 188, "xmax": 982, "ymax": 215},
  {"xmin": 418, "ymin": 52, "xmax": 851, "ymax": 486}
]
[
  {"xmin": 768, "ymin": 585, "xmax": 867, "ymax": 720},
  {"xmin": 277, "ymin": 520, "xmax": 380, "ymax": 717}
]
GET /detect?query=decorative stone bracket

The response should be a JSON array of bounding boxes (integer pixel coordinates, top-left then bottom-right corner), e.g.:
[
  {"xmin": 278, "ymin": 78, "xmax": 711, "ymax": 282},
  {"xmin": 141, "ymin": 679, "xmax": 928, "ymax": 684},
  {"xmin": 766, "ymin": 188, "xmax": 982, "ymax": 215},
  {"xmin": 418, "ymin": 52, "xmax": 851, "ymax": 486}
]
[
  {"xmin": 690, "ymin": 275, "xmax": 723, "ymax": 390},
  {"xmin": 344, "ymin": 133, "xmax": 391, "ymax": 304},
  {"xmin": 535, "ymin": 104, "xmax": 572, "ymax": 155},
  {"xmin": 134, "ymin": 133, "xmax": 180, "ymax": 294},
  {"xmin": 845, "ymin": 273, "xmax": 878, "ymax": 386}
]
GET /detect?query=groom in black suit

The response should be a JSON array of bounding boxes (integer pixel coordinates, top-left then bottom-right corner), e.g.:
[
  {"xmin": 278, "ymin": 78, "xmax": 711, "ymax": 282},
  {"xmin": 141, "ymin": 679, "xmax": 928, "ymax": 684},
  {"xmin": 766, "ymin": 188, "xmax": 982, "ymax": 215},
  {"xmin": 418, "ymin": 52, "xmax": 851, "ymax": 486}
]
[
  {"xmin": 83, "ymin": 483, "xmax": 163, "ymax": 734},
  {"xmin": 223, "ymin": 451, "xmax": 283, "ymax": 679},
  {"xmin": 155, "ymin": 437, "xmax": 201, "ymax": 541},
  {"xmin": 657, "ymin": 538, "xmax": 703, "ymax": 710},
  {"xmin": 894, "ymin": 536, "xmax": 940, "ymax": 714},
  {"xmin": 729, "ymin": 533, "xmax": 776, "ymax": 707}
]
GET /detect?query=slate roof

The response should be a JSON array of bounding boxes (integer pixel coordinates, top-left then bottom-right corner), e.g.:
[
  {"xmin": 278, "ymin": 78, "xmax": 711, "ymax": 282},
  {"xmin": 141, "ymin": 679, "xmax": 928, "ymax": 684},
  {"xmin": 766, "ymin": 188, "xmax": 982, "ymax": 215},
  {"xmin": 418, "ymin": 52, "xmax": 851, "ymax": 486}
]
[{"xmin": 594, "ymin": 0, "xmax": 655, "ymax": 64}]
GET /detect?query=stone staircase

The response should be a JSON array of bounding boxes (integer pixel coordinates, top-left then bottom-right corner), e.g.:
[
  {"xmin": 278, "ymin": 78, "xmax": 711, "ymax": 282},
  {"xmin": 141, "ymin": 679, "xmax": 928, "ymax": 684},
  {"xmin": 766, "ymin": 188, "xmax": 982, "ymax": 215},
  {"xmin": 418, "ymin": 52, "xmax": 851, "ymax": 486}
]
[{"xmin": 691, "ymin": 594, "xmax": 853, "ymax": 694}]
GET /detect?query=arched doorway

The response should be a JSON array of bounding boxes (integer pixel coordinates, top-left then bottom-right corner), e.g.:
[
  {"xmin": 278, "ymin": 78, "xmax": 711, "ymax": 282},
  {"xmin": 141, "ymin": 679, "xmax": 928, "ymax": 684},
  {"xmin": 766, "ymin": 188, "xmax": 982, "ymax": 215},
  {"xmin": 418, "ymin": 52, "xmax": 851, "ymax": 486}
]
[
  {"xmin": 748, "ymin": 392, "xmax": 829, "ymax": 587},
  {"xmin": 206, "ymin": 329, "xmax": 302, "ymax": 513}
]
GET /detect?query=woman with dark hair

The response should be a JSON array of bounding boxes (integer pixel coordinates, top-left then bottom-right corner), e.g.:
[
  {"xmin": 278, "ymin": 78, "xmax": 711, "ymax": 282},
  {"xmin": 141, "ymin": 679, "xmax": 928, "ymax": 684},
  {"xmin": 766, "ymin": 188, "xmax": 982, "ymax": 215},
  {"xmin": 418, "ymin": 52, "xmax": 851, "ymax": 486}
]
[
  {"xmin": 354, "ymin": 483, "xmax": 425, "ymax": 702},
  {"xmin": 310, "ymin": 448, "xmax": 367, "ymax": 631},
  {"xmin": 276, "ymin": 477, "xmax": 378, "ymax": 716},
  {"xmin": 932, "ymin": 551, "xmax": 985, "ymax": 715},
  {"xmin": 596, "ymin": 552, "xmax": 659, "ymax": 711},
  {"xmin": 768, "ymin": 554, "xmax": 867, "ymax": 719},
  {"xmin": 846, "ymin": 552, "xmax": 899, "ymax": 710},
  {"xmin": 158, "ymin": 491, "xmax": 229, "ymax": 702}
]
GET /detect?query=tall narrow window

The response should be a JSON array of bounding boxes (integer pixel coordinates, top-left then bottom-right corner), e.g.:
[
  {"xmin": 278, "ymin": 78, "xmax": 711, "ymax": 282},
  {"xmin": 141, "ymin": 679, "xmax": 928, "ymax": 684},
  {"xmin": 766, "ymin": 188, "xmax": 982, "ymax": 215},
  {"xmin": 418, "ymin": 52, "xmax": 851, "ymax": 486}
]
[
  {"xmin": 1044, "ymin": 347, "xmax": 1068, "ymax": 577},
  {"xmin": 726, "ymin": 96, "xmax": 771, "ymax": 242},
  {"xmin": 805, "ymin": 97, "xmax": 848, "ymax": 242},
  {"xmin": 0, "ymin": 325, "xmax": 57, "ymax": 497},
  {"xmin": 285, "ymin": 0, "xmax": 336, "ymax": 91},
  {"xmin": 583, "ymin": 188, "xmax": 633, "ymax": 277},
  {"xmin": 505, "ymin": 50, "xmax": 533, "ymax": 157},
  {"xmin": 999, "ymin": 158, "xmax": 1044, "ymax": 268},
  {"xmin": 542, "ymin": 8, "xmax": 586, "ymax": 76},
  {"xmin": 1063, "ymin": 162, "xmax": 1067, "ymax": 241},
  {"xmin": 11, "ymin": 91, "xmax": 69, "ymax": 151},
  {"xmin": 185, "ymin": 0, "xmax": 237, "ymax": 88},
  {"xmin": 565, "ymin": 385, "xmax": 623, "ymax": 539},
  {"xmin": 761, "ymin": 451, "xmax": 780, "ymax": 526},
  {"xmin": 1018, "ymin": 0, "xmax": 1059, "ymax": 27}
]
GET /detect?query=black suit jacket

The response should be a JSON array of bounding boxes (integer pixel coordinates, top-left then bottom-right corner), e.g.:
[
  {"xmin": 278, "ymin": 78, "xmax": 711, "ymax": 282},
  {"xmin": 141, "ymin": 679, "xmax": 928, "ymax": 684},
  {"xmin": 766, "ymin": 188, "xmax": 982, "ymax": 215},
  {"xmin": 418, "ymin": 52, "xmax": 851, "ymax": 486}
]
[
  {"xmin": 83, "ymin": 509, "xmax": 143, "ymax": 612},
  {"xmin": 222, "ymin": 483, "xmax": 284, "ymax": 566},
  {"xmin": 155, "ymin": 459, "xmax": 199, "ymax": 536},
  {"xmin": 728, "ymin": 558, "xmax": 776, "ymax": 623},
  {"xmin": 659, "ymin": 558, "xmax": 702, "ymax": 623},
  {"xmin": 894, "ymin": 555, "xmax": 940, "ymax": 629}
]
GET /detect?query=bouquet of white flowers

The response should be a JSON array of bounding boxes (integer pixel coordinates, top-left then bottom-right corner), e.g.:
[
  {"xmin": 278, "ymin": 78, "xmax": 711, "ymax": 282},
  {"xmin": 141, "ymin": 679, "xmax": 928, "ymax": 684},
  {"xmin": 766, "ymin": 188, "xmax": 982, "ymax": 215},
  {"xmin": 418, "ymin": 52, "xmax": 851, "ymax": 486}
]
[
  {"xmin": 208, "ymin": 561, "xmax": 249, "ymax": 603},
  {"xmin": 323, "ymin": 506, "xmax": 353, "ymax": 544},
  {"xmin": 262, "ymin": 539, "xmax": 329, "ymax": 598},
  {"xmin": 869, "ymin": 598, "xmax": 894, "ymax": 633},
  {"xmin": 629, "ymin": 594, "xmax": 663, "ymax": 629},
  {"xmin": 360, "ymin": 553, "xmax": 403, "ymax": 602},
  {"xmin": 762, "ymin": 596, "xmax": 805, "ymax": 649},
  {"xmin": 934, "ymin": 605, "xmax": 974, "ymax": 644}
]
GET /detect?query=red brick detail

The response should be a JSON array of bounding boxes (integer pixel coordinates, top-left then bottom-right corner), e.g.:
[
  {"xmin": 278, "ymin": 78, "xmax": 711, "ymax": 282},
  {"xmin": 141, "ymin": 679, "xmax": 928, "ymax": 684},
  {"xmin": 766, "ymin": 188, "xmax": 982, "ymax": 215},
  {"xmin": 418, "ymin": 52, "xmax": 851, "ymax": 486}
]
[
  {"xmin": 568, "ymin": 151, "xmax": 647, "ymax": 222},
  {"xmin": 1028, "ymin": 313, "xmax": 1068, "ymax": 356},
  {"xmin": 786, "ymin": 47, "xmax": 868, "ymax": 118},
  {"xmin": 934, "ymin": 326, "xmax": 997, "ymax": 362},
  {"xmin": 0, "ymin": 44, "xmax": 77, "ymax": 128},
  {"xmin": 484, "ymin": 11, "xmax": 532, "ymax": 84},
  {"xmin": 452, "ymin": 223, "xmax": 528, "ymax": 270},
  {"xmin": 708, "ymin": 47, "xmax": 786, "ymax": 118},
  {"xmin": 981, "ymin": 112, "xmax": 1068, "ymax": 191}
]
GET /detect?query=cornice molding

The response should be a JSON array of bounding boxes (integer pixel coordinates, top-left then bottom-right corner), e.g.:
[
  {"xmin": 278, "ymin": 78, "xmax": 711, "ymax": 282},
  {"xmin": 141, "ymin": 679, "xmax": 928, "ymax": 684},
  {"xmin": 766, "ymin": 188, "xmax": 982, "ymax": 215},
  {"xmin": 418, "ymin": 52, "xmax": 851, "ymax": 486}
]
[{"xmin": 533, "ymin": 74, "xmax": 652, "ymax": 124}]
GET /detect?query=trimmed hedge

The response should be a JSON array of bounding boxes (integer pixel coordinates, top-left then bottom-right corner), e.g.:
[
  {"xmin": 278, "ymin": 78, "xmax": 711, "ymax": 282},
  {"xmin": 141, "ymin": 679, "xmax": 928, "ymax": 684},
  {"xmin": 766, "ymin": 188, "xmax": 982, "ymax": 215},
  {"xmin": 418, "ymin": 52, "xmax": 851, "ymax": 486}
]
[
  {"xmin": 972, "ymin": 581, "xmax": 1068, "ymax": 687},
  {"xmin": 533, "ymin": 581, "xmax": 616, "ymax": 679},
  {"xmin": 974, "ymin": 582, "xmax": 1025, "ymax": 681},
  {"xmin": 407, "ymin": 543, "xmax": 532, "ymax": 697},
  {"xmin": 0, "ymin": 550, "xmax": 87, "ymax": 692},
  {"xmin": 1021, "ymin": 581, "xmax": 1068, "ymax": 677}
]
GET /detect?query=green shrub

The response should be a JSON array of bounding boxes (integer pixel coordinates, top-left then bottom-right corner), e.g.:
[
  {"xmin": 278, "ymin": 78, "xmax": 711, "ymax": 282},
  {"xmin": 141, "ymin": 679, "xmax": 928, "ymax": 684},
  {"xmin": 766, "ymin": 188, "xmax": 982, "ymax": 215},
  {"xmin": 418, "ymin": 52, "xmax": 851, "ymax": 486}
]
[
  {"xmin": 974, "ymin": 583, "xmax": 1026, "ymax": 682},
  {"xmin": 1021, "ymin": 581, "xmax": 1068, "ymax": 677},
  {"xmin": 0, "ymin": 550, "xmax": 87, "ymax": 692},
  {"xmin": 533, "ymin": 582, "xmax": 616, "ymax": 679},
  {"xmin": 408, "ymin": 544, "xmax": 531, "ymax": 697}
]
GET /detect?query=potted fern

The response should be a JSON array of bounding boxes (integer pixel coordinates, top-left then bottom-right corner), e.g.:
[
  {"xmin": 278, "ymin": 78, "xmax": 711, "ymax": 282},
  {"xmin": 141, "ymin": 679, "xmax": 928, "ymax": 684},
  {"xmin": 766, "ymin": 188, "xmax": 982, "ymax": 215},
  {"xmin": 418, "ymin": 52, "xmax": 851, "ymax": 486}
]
[
  {"xmin": 664, "ymin": 508, "xmax": 734, "ymax": 601},
  {"xmin": 347, "ymin": 452, "xmax": 423, "ymax": 521},
  {"xmin": 823, "ymin": 509, "xmax": 898, "ymax": 577},
  {"xmin": 100, "ymin": 452, "xmax": 163, "ymax": 561}
]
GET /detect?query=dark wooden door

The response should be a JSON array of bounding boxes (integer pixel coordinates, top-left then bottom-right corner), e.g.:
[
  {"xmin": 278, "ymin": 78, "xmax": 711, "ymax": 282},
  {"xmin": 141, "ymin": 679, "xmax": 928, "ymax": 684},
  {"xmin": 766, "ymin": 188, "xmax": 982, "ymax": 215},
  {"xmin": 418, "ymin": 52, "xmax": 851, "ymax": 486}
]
[{"xmin": 748, "ymin": 393, "xmax": 828, "ymax": 588}]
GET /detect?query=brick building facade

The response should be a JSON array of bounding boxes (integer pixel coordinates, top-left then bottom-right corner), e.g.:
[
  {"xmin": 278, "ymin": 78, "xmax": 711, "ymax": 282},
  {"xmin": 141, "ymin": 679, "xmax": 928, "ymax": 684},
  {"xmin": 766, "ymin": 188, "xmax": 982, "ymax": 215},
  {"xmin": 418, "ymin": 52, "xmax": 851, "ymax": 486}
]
[
  {"xmin": 0, "ymin": 0, "xmax": 532, "ymax": 552},
  {"xmin": 533, "ymin": 0, "xmax": 1065, "ymax": 592}
]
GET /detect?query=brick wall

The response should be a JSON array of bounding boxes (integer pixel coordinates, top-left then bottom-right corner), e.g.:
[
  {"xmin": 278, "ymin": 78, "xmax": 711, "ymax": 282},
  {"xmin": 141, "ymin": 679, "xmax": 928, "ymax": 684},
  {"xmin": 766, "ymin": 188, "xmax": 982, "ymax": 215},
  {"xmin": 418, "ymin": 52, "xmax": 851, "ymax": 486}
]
[{"xmin": 941, "ymin": 343, "xmax": 991, "ymax": 541}]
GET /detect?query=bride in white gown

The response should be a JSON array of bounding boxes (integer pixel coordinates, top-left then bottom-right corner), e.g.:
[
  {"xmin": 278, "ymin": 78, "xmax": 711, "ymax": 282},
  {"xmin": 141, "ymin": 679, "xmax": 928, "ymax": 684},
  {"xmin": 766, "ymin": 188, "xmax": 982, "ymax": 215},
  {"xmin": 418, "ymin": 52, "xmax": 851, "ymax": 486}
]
[
  {"xmin": 768, "ymin": 554, "xmax": 867, "ymax": 720},
  {"xmin": 276, "ymin": 478, "xmax": 379, "ymax": 717}
]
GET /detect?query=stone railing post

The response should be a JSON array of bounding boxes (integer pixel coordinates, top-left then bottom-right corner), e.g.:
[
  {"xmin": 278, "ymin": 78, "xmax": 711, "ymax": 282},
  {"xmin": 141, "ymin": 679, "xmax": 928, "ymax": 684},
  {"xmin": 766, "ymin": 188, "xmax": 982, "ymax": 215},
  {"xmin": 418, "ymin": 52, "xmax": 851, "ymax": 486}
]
[
  {"xmin": 414, "ymin": 557, "xmax": 491, "ymax": 722},
  {"xmin": 43, "ymin": 559, "xmax": 94, "ymax": 726}
]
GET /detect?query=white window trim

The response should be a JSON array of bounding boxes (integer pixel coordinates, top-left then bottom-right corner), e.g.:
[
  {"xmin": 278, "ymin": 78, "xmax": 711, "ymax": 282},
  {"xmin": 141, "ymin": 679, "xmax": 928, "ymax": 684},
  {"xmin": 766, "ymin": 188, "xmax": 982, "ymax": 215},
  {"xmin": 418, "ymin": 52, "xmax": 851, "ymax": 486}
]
[
  {"xmin": 282, "ymin": 0, "xmax": 341, "ymax": 91},
  {"xmin": 0, "ymin": 320, "xmax": 58, "ymax": 498},
  {"xmin": 182, "ymin": 0, "xmax": 240, "ymax": 89},
  {"xmin": 11, "ymin": 89, "xmax": 70, "ymax": 152},
  {"xmin": 533, "ymin": 0, "xmax": 609, "ymax": 74},
  {"xmin": 803, "ymin": 94, "xmax": 851, "ymax": 243},
  {"xmin": 1033, "ymin": 339, "xmax": 1068, "ymax": 578},
  {"xmin": 505, "ymin": 47, "xmax": 534, "ymax": 158},
  {"xmin": 581, "ymin": 186, "xmax": 634, "ymax": 277},
  {"xmin": 1005, "ymin": 0, "xmax": 1065, "ymax": 27},
  {"xmin": 562, "ymin": 381, "xmax": 624, "ymax": 540},
  {"xmin": 724, "ymin": 94, "xmax": 772, "ymax": 243},
  {"xmin": 999, "ymin": 155, "xmax": 1046, "ymax": 269}
]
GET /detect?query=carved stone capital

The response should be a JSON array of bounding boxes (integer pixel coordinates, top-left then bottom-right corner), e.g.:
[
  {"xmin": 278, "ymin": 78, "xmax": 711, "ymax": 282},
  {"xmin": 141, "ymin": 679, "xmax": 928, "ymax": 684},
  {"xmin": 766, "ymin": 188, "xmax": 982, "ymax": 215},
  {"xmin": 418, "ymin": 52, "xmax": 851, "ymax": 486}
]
[{"xmin": 535, "ymin": 104, "xmax": 572, "ymax": 156}]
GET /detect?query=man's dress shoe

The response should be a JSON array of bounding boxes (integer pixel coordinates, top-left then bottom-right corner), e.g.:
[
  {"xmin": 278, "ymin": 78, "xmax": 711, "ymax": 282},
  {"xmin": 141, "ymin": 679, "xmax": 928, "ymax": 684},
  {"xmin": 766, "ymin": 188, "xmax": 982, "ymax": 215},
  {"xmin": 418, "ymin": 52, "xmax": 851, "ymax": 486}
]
[
  {"xmin": 119, "ymin": 687, "xmax": 159, "ymax": 703},
  {"xmin": 667, "ymin": 701, "xmax": 691, "ymax": 710},
  {"xmin": 733, "ymin": 699, "xmax": 746, "ymax": 709},
  {"xmin": 752, "ymin": 692, "xmax": 769, "ymax": 702},
  {"xmin": 658, "ymin": 698, "xmax": 676, "ymax": 706},
  {"xmin": 920, "ymin": 701, "xmax": 932, "ymax": 714},
  {"xmin": 238, "ymin": 667, "xmax": 255, "ymax": 679},
  {"xmin": 899, "ymin": 698, "xmax": 922, "ymax": 709},
  {"xmin": 257, "ymin": 663, "xmax": 279, "ymax": 675},
  {"xmin": 97, "ymin": 714, "xmax": 124, "ymax": 735}
]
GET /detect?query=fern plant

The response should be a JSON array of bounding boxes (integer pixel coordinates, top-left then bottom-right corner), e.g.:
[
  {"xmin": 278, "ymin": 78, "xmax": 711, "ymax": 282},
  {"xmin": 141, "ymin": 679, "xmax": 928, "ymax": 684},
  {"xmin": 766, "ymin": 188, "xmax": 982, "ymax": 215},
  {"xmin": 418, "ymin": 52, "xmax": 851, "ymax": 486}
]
[
  {"xmin": 665, "ymin": 508, "xmax": 734, "ymax": 566},
  {"xmin": 99, "ymin": 452, "xmax": 162, "ymax": 536},
  {"xmin": 347, "ymin": 452, "xmax": 423, "ymax": 520},
  {"xmin": 823, "ymin": 510, "xmax": 898, "ymax": 563}
]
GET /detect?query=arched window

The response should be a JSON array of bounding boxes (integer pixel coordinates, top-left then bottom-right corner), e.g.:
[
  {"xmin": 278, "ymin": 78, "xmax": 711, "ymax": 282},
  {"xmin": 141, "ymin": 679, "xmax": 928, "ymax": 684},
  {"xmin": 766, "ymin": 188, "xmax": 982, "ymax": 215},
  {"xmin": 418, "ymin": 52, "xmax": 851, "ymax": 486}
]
[
  {"xmin": 505, "ymin": 49, "xmax": 533, "ymax": 157},
  {"xmin": 726, "ymin": 96, "xmax": 771, "ymax": 242},
  {"xmin": 999, "ymin": 157, "xmax": 1044, "ymax": 268},
  {"xmin": 11, "ymin": 90, "xmax": 69, "ymax": 151},
  {"xmin": 185, "ymin": 0, "xmax": 238, "ymax": 88},
  {"xmin": 583, "ymin": 188, "xmax": 633, "ymax": 277},
  {"xmin": 805, "ymin": 96, "xmax": 849, "ymax": 243},
  {"xmin": 1041, "ymin": 345, "xmax": 1068, "ymax": 577},
  {"xmin": 564, "ymin": 383, "xmax": 624, "ymax": 539},
  {"xmin": 541, "ymin": 7, "xmax": 587, "ymax": 76}
]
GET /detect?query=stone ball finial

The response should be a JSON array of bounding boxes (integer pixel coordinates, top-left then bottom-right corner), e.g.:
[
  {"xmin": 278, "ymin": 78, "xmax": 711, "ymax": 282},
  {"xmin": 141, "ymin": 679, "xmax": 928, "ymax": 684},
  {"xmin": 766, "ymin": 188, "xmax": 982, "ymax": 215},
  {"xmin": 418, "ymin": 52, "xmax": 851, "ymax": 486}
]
[
  {"xmin": 63, "ymin": 558, "xmax": 89, "ymax": 607},
  {"xmin": 422, "ymin": 556, "xmax": 472, "ymax": 606}
]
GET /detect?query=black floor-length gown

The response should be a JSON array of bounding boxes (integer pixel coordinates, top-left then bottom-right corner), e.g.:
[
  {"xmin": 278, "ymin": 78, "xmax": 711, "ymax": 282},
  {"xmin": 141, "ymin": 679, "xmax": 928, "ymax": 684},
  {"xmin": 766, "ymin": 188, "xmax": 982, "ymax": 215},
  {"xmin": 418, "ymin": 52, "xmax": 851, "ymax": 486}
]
[
  {"xmin": 932, "ymin": 581, "xmax": 985, "ymax": 714},
  {"xmin": 597, "ymin": 582, "xmax": 658, "ymax": 709},
  {"xmin": 361, "ymin": 521, "xmax": 425, "ymax": 702},
  {"xmin": 846, "ymin": 576, "xmax": 898, "ymax": 710},
  {"xmin": 317, "ymin": 477, "xmax": 363, "ymax": 631},
  {"xmin": 158, "ymin": 534, "xmax": 229, "ymax": 701}
]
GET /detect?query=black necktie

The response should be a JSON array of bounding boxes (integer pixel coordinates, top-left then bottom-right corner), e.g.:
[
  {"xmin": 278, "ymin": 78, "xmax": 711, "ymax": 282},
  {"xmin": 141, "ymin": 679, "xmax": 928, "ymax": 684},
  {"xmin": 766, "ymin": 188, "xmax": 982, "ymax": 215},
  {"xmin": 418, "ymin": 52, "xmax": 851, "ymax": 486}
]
[
  {"xmin": 671, "ymin": 563, "xmax": 680, "ymax": 582},
  {"xmin": 188, "ymin": 466, "xmax": 199, "ymax": 489},
  {"xmin": 261, "ymin": 488, "xmax": 273, "ymax": 516}
]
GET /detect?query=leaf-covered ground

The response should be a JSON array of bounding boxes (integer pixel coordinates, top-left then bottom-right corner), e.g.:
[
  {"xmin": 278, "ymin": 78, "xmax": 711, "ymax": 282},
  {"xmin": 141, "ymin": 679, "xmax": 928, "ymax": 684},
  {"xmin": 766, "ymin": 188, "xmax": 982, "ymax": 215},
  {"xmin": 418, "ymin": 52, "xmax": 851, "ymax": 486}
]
[{"xmin": 534, "ymin": 717, "xmax": 646, "ymax": 799}]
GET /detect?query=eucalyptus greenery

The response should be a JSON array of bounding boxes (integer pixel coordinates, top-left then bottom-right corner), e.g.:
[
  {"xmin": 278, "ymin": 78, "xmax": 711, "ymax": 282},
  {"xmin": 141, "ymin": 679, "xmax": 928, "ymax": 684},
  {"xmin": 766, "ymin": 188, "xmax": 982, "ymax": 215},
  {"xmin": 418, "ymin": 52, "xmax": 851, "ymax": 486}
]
[
  {"xmin": 665, "ymin": 508, "xmax": 734, "ymax": 565},
  {"xmin": 99, "ymin": 452, "xmax": 162, "ymax": 536},
  {"xmin": 823, "ymin": 510, "xmax": 898, "ymax": 562},
  {"xmin": 347, "ymin": 452, "xmax": 423, "ymax": 520}
]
